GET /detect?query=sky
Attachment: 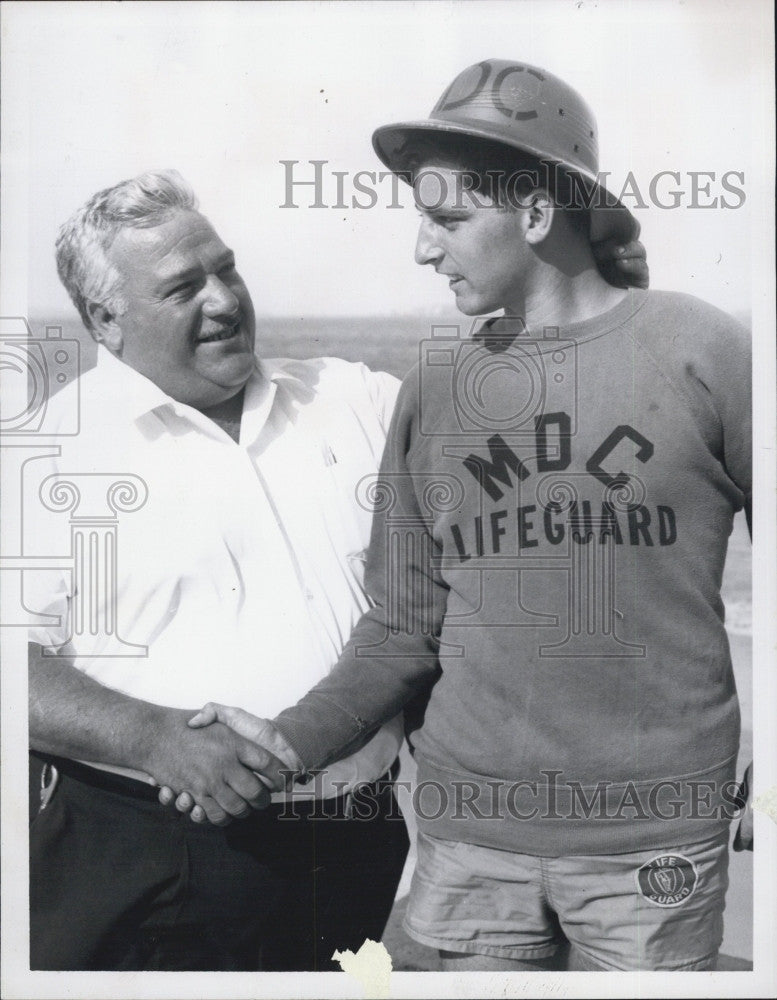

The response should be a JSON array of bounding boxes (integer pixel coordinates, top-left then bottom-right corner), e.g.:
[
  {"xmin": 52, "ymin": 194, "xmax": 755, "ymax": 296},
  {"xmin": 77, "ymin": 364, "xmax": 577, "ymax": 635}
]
[{"xmin": 1, "ymin": 0, "xmax": 773, "ymax": 322}]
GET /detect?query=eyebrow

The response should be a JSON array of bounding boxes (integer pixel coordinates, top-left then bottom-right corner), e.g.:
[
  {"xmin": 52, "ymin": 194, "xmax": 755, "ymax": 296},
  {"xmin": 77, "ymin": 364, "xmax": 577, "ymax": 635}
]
[
  {"xmin": 156, "ymin": 250, "xmax": 236, "ymax": 293},
  {"xmin": 158, "ymin": 266, "xmax": 200, "ymax": 290},
  {"xmin": 415, "ymin": 204, "xmax": 471, "ymax": 219}
]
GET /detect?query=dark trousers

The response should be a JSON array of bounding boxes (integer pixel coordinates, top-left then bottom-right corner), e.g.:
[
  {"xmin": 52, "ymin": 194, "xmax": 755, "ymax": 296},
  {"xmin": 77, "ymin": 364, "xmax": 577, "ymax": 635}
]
[{"xmin": 30, "ymin": 756, "xmax": 409, "ymax": 971}]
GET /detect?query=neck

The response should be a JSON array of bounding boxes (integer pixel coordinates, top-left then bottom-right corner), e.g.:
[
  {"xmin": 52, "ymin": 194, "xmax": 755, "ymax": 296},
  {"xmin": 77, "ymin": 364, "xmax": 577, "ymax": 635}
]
[
  {"xmin": 199, "ymin": 388, "xmax": 245, "ymax": 443},
  {"xmin": 504, "ymin": 234, "xmax": 627, "ymax": 334}
]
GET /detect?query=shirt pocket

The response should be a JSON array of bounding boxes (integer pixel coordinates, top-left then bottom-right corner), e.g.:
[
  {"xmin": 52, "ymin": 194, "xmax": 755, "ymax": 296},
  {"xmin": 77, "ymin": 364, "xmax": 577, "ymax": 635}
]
[{"xmin": 321, "ymin": 447, "xmax": 380, "ymax": 554}]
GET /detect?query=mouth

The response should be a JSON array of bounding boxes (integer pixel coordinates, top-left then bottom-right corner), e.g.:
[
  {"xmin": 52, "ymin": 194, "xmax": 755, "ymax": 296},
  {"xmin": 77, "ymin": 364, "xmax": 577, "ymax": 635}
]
[
  {"xmin": 448, "ymin": 276, "xmax": 464, "ymax": 289},
  {"xmin": 197, "ymin": 322, "xmax": 241, "ymax": 345}
]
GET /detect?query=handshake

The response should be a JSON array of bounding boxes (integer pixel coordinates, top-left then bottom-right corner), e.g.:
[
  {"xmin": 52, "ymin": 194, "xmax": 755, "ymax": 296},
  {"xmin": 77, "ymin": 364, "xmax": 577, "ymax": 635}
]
[{"xmin": 153, "ymin": 703, "xmax": 306, "ymax": 826}]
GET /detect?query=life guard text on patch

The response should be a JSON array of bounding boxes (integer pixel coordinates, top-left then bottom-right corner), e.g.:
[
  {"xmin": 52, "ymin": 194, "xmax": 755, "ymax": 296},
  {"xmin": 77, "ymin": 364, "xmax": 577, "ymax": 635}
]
[{"xmin": 636, "ymin": 853, "xmax": 698, "ymax": 907}]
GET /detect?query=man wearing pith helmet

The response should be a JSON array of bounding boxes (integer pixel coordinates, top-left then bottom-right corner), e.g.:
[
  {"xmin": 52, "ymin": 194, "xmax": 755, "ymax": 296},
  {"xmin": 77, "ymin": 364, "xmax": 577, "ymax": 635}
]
[{"xmin": 194, "ymin": 60, "xmax": 752, "ymax": 971}]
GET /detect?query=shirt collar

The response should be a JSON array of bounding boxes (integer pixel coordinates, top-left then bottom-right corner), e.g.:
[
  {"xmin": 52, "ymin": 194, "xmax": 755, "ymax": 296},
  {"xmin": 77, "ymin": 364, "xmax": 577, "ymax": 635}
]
[
  {"xmin": 93, "ymin": 346, "xmax": 290, "ymax": 444},
  {"xmin": 94, "ymin": 345, "xmax": 175, "ymax": 420},
  {"xmin": 238, "ymin": 358, "xmax": 278, "ymax": 444}
]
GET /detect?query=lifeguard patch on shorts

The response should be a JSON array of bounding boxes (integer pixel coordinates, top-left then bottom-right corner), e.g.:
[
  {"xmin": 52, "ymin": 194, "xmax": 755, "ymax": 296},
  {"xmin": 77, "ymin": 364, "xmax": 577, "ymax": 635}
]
[{"xmin": 636, "ymin": 853, "xmax": 698, "ymax": 907}]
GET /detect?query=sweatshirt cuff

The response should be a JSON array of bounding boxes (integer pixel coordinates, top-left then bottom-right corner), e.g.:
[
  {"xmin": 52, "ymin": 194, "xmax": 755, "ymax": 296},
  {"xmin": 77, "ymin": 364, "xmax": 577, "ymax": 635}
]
[{"xmin": 272, "ymin": 694, "xmax": 370, "ymax": 771}]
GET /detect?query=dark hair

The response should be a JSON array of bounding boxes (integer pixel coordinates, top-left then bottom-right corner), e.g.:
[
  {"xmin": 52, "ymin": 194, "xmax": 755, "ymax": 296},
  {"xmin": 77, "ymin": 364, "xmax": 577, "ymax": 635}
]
[{"xmin": 396, "ymin": 132, "xmax": 591, "ymax": 238}]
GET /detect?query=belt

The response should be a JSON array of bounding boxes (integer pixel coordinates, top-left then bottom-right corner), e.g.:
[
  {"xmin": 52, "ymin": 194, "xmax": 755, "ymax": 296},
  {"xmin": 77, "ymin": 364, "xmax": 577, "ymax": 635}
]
[
  {"xmin": 32, "ymin": 751, "xmax": 160, "ymax": 802},
  {"xmin": 31, "ymin": 751, "xmax": 401, "ymax": 813}
]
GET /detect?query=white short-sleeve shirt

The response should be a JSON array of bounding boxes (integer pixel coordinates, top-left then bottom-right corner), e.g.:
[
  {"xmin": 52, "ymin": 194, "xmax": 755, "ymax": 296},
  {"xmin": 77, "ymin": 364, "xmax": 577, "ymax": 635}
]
[{"xmin": 27, "ymin": 347, "xmax": 403, "ymax": 797}]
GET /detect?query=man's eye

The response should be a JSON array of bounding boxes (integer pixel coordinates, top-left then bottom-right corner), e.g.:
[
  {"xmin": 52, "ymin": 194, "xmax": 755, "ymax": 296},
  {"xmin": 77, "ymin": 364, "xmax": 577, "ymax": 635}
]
[
  {"xmin": 416, "ymin": 209, "xmax": 460, "ymax": 230},
  {"xmin": 169, "ymin": 283, "xmax": 195, "ymax": 299}
]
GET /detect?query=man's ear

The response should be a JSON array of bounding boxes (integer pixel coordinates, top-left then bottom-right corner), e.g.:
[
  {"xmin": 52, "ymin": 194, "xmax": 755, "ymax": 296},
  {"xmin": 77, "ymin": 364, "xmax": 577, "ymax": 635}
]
[
  {"xmin": 523, "ymin": 193, "xmax": 554, "ymax": 246},
  {"xmin": 87, "ymin": 302, "xmax": 123, "ymax": 354}
]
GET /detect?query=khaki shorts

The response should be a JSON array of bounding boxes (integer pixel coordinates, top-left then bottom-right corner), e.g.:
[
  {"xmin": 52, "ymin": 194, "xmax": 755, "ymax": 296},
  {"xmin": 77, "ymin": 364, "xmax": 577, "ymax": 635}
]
[{"xmin": 404, "ymin": 829, "xmax": 730, "ymax": 970}]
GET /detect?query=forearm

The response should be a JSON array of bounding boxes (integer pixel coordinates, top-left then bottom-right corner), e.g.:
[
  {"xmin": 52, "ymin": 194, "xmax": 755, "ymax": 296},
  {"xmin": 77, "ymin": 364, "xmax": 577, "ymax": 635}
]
[
  {"xmin": 30, "ymin": 643, "xmax": 291, "ymax": 825},
  {"xmin": 29, "ymin": 642, "xmax": 186, "ymax": 773},
  {"xmin": 273, "ymin": 603, "xmax": 439, "ymax": 769}
]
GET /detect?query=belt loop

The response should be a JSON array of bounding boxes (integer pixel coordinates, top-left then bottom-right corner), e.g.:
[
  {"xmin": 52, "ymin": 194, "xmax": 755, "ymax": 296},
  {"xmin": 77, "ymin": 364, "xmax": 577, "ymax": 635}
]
[
  {"xmin": 343, "ymin": 790, "xmax": 354, "ymax": 819},
  {"xmin": 40, "ymin": 763, "xmax": 59, "ymax": 810}
]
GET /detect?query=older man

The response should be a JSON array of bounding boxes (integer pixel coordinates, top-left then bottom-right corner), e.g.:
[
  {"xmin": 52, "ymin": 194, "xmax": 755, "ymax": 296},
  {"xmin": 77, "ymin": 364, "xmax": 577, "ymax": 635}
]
[
  {"xmin": 190, "ymin": 61, "xmax": 751, "ymax": 972},
  {"xmin": 28, "ymin": 170, "xmax": 410, "ymax": 971}
]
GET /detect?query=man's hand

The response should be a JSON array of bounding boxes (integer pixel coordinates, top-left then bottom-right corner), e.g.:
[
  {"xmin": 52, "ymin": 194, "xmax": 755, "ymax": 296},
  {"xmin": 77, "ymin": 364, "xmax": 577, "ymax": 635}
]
[
  {"xmin": 593, "ymin": 236, "xmax": 649, "ymax": 290},
  {"xmin": 28, "ymin": 649, "xmax": 288, "ymax": 827},
  {"xmin": 157, "ymin": 704, "xmax": 305, "ymax": 824},
  {"xmin": 733, "ymin": 762, "xmax": 754, "ymax": 852},
  {"xmin": 190, "ymin": 703, "xmax": 304, "ymax": 767},
  {"xmin": 147, "ymin": 710, "xmax": 289, "ymax": 826}
]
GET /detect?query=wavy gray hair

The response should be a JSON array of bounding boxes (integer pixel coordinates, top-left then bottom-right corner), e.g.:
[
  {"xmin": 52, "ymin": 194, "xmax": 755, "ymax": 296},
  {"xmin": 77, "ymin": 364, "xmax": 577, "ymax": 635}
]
[{"xmin": 55, "ymin": 169, "xmax": 198, "ymax": 335}]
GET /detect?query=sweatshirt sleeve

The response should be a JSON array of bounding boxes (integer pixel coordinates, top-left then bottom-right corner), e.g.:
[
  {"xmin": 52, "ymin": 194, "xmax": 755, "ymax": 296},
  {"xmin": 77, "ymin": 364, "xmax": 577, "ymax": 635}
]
[
  {"xmin": 712, "ymin": 316, "xmax": 752, "ymax": 516},
  {"xmin": 632, "ymin": 293, "xmax": 752, "ymax": 516},
  {"xmin": 687, "ymin": 300, "xmax": 752, "ymax": 519},
  {"xmin": 273, "ymin": 368, "xmax": 446, "ymax": 768}
]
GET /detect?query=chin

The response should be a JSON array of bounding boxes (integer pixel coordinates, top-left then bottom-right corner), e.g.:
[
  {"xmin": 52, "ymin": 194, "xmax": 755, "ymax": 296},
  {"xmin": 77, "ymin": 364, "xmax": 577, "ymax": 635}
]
[
  {"xmin": 455, "ymin": 299, "xmax": 490, "ymax": 317},
  {"xmin": 221, "ymin": 352, "xmax": 255, "ymax": 383},
  {"xmin": 452, "ymin": 291, "xmax": 499, "ymax": 317}
]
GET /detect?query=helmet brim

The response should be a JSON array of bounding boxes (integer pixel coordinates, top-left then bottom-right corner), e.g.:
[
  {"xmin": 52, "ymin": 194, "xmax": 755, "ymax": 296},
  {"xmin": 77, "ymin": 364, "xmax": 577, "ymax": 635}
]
[{"xmin": 372, "ymin": 120, "xmax": 639, "ymax": 245}]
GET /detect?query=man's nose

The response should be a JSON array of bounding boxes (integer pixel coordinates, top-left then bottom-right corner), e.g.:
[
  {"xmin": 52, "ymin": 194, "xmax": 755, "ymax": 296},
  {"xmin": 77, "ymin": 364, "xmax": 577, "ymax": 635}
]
[
  {"xmin": 202, "ymin": 275, "xmax": 240, "ymax": 317},
  {"xmin": 415, "ymin": 218, "xmax": 443, "ymax": 266}
]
